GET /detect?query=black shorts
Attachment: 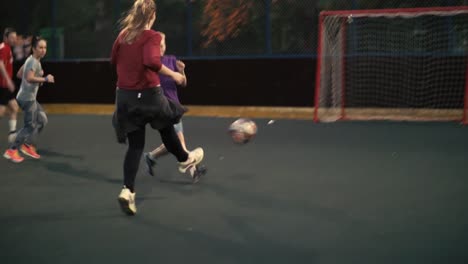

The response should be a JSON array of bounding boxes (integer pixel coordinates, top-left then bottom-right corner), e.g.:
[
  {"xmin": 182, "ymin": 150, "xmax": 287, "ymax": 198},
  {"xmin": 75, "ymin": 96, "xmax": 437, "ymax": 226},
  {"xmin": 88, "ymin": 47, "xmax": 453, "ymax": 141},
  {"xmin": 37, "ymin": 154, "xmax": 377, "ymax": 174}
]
[
  {"xmin": 0, "ymin": 87, "xmax": 16, "ymax": 106},
  {"xmin": 112, "ymin": 87, "xmax": 187, "ymax": 144}
]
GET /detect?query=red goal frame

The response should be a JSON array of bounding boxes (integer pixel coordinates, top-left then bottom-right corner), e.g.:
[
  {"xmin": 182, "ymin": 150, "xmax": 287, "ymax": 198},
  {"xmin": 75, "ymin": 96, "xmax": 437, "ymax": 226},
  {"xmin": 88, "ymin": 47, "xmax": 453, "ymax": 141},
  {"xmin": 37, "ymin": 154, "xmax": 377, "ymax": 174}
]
[{"xmin": 314, "ymin": 6, "xmax": 468, "ymax": 124}]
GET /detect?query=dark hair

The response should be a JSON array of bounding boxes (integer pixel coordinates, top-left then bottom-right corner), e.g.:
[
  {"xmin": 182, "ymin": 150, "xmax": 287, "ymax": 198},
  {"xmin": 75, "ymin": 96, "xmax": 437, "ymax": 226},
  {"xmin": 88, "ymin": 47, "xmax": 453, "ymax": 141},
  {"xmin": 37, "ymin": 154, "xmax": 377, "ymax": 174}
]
[
  {"xmin": 4, "ymin": 27, "xmax": 16, "ymax": 38},
  {"xmin": 31, "ymin": 36, "xmax": 47, "ymax": 53}
]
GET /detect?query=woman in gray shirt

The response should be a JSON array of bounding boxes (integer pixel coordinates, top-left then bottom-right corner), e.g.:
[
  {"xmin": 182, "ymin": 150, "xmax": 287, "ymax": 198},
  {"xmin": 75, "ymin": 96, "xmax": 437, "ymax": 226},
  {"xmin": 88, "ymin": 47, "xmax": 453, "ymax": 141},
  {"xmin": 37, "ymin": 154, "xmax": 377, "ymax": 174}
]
[{"xmin": 3, "ymin": 36, "xmax": 54, "ymax": 163}]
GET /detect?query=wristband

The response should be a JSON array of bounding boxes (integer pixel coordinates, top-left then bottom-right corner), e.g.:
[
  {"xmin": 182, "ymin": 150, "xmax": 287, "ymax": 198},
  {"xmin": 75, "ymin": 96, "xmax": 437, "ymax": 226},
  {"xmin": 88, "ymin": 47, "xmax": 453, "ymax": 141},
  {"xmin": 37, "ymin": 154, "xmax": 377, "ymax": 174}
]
[{"xmin": 44, "ymin": 76, "xmax": 48, "ymax": 83}]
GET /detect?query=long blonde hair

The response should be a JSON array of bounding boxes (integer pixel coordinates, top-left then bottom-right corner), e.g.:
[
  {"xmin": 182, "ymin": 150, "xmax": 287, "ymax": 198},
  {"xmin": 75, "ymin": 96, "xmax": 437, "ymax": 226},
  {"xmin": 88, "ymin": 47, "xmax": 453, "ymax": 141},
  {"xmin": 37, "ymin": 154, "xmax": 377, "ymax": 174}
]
[{"xmin": 119, "ymin": 0, "xmax": 156, "ymax": 44}]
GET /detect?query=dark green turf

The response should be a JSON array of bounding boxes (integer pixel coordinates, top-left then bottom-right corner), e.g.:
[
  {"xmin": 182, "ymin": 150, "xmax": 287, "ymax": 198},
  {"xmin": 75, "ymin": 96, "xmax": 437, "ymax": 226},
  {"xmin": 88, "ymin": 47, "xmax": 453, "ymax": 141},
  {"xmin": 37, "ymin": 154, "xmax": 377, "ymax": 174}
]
[{"xmin": 1, "ymin": 115, "xmax": 467, "ymax": 264}]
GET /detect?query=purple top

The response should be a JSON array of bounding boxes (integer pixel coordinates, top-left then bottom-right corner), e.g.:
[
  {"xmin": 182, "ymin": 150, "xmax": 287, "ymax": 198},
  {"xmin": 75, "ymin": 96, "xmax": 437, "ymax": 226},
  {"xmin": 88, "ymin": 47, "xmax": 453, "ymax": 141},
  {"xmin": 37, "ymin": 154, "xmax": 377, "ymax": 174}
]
[{"xmin": 160, "ymin": 55, "xmax": 180, "ymax": 103}]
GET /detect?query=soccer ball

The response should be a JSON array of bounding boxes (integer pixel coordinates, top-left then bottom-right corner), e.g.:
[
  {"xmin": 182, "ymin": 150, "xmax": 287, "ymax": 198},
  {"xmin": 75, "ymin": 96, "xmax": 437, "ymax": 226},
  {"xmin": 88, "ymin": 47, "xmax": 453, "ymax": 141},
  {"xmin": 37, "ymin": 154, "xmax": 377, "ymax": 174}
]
[{"xmin": 228, "ymin": 118, "xmax": 257, "ymax": 144}]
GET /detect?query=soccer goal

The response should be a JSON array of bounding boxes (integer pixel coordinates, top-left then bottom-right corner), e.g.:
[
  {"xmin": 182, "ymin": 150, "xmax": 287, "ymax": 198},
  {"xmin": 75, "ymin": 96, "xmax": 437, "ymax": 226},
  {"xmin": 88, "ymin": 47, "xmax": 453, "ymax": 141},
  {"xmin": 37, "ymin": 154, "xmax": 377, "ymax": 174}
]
[{"xmin": 314, "ymin": 6, "xmax": 468, "ymax": 123}]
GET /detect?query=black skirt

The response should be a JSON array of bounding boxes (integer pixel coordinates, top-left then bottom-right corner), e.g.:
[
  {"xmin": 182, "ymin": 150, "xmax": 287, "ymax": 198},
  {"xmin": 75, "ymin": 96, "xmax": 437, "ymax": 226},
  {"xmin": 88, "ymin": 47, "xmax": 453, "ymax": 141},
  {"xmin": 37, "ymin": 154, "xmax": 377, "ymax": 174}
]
[{"xmin": 112, "ymin": 87, "xmax": 187, "ymax": 144}]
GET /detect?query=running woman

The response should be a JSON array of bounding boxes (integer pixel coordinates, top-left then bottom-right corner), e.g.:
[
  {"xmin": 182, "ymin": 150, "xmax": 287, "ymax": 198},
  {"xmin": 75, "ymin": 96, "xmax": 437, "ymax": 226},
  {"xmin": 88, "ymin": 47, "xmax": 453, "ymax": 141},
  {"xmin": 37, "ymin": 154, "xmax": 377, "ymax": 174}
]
[
  {"xmin": 111, "ymin": 0, "xmax": 204, "ymax": 215},
  {"xmin": 3, "ymin": 36, "xmax": 54, "ymax": 163}
]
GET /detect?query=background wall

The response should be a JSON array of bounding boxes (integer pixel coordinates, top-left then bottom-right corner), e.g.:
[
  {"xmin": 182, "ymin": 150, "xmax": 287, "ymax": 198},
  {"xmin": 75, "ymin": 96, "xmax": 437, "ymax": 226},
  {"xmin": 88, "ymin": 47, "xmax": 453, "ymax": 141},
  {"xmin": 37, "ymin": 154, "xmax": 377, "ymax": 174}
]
[
  {"xmin": 4, "ymin": 0, "xmax": 467, "ymax": 108},
  {"xmin": 29, "ymin": 58, "xmax": 316, "ymax": 106}
]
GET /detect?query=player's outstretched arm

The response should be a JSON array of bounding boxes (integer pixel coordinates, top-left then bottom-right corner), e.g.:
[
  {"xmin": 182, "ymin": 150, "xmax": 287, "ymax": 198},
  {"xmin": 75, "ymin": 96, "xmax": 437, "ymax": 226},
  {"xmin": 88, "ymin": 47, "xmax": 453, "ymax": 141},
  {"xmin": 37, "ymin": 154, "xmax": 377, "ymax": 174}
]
[{"xmin": 159, "ymin": 64, "xmax": 186, "ymax": 85}]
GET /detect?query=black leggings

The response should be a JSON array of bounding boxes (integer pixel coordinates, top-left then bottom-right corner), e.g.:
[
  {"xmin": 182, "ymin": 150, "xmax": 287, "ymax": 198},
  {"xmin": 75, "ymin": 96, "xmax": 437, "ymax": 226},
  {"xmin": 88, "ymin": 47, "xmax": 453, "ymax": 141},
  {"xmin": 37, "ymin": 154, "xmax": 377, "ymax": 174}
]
[{"xmin": 124, "ymin": 125, "xmax": 188, "ymax": 192}]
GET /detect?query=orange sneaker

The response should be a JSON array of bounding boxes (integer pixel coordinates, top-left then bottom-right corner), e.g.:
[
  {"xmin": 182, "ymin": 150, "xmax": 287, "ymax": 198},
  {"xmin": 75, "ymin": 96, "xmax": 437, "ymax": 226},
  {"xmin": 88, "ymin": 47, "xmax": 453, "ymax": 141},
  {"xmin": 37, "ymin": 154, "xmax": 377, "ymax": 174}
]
[
  {"xmin": 3, "ymin": 149, "xmax": 24, "ymax": 163},
  {"xmin": 20, "ymin": 144, "xmax": 41, "ymax": 159}
]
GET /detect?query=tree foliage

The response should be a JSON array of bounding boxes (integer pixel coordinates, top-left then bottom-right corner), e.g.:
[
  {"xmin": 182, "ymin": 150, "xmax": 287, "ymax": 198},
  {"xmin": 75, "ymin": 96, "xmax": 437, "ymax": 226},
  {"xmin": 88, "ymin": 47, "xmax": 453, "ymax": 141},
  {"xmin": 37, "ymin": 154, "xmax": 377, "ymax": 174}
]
[{"xmin": 200, "ymin": 0, "xmax": 254, "ymax": 46}]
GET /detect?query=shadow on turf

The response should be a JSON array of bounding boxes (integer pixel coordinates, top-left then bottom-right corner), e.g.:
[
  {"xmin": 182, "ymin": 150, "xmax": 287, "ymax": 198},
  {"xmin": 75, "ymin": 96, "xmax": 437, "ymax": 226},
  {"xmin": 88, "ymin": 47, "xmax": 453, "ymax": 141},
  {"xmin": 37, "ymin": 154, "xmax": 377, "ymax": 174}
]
[
  {"xmin": 42, "ymin": 160, "xmax": 120, "ymax": 185},
  {"xmin": 39, "ymin": 149, "xmax": 84, "ymax": 160}
]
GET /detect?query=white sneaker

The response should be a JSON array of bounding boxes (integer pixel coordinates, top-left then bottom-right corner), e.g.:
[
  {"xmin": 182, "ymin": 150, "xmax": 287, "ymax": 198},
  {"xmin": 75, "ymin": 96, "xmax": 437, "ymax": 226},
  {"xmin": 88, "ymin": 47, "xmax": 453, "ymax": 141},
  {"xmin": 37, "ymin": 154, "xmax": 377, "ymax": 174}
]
[
  {"xmin": 118, "ymin": 187, "xmax": 136, "ymax": 215},
  {"xmin": 179, "ymin": 147, "xmax": 204, "ymax": 173}
]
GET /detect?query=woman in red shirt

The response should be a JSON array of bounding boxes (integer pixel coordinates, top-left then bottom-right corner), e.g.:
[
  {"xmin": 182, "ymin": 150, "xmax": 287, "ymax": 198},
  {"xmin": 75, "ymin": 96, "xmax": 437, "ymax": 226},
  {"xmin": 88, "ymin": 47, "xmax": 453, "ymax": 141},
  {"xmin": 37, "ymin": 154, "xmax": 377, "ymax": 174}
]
[{"xmin": 111, "ymin": 0, "xmax": 204, "ymax": 215}]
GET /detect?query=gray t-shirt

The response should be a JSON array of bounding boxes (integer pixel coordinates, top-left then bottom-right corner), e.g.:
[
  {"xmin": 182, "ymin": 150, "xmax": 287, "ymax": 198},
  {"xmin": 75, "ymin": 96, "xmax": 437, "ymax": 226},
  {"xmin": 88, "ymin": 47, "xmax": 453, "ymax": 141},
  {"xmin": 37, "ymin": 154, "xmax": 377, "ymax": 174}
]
[{"xmin": 17, "ymin": 55, "xmax": 43, "ymax": 101}]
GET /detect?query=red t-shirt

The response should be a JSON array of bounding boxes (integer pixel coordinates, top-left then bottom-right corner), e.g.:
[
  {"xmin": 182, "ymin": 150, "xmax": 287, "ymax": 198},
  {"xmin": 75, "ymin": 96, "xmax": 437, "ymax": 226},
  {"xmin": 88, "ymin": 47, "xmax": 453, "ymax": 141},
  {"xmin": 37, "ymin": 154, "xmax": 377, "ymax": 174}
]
[
  {"xmin": 111, "ymin": 30, "xmax": 163, "ymax": 90},
  {"xmin": 0, "ymin": 42, "xmax": 13, "ymax": 89}
]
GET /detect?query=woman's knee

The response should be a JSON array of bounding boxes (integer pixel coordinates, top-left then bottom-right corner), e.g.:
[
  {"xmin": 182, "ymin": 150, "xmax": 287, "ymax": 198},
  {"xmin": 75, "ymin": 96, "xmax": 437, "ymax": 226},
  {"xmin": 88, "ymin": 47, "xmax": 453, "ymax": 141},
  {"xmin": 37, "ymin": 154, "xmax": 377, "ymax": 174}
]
[
  {"xmin": 8, "ymin": 100, "xmax": 19, "ymax": 113},
  {"xmin": 0, "ymin": 106, "xmax": 5, "ymax": 117},
  {"xmin": 127, "ymin": 129, "xmax": 145, "ymax": 149},
  {"xmin": 22, "ymin": 125, "xmax": 35, "ymax": 134},
  {"xmin": 38, "ymin": 112, "xmax": 48, "ymax": 127}
]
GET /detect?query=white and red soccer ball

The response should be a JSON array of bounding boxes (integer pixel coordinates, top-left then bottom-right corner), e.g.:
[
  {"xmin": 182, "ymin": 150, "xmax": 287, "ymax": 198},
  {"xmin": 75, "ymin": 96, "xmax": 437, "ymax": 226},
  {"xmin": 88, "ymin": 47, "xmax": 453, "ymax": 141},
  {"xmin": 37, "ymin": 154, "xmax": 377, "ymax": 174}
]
[{"xmin": 228, "ymin": 118, "xmax": 257, "ymax": 144}]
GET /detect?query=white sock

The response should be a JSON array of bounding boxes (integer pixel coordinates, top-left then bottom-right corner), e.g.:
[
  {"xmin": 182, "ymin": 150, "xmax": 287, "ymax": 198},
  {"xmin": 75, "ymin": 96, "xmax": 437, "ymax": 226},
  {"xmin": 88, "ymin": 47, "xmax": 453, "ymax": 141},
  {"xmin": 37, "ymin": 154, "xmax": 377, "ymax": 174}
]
[{"xmin": 9, "ymin": 120, "xmax": 17, "ymax": 132}]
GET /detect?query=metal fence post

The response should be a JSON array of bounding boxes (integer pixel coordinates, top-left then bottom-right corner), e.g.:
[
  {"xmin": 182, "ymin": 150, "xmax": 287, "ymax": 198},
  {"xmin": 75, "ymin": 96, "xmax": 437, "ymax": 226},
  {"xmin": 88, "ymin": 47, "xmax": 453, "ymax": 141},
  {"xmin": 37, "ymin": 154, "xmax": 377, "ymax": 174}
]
[
  {"xmin": 265, "ymin": 0, "xmax": 272, "ymax": 55},
  {"xmin": 186, "ymin": 0, "xmax": 193, "ymax": 56},
  {"xmin": 114, "ymin": 0, "xmax": 121, "ymax": 26},
  {"xmin": 51, "ymin": 0, "xmax": 57, "ymax": 59}
]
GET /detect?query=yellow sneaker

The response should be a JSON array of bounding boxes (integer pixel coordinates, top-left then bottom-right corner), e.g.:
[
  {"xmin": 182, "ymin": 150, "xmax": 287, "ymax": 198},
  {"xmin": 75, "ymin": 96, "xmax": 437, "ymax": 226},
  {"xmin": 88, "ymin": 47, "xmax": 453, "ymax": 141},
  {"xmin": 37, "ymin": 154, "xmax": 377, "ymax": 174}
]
[{"xmin": 118, "ymin": 187, "xmax": 136, "ymax": 215}]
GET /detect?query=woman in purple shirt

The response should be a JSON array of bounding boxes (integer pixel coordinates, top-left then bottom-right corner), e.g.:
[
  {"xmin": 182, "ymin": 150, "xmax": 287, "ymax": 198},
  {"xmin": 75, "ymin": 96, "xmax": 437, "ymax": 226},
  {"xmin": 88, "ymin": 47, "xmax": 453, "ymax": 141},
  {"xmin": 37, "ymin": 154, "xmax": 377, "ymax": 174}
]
[{"xmin": 144, "ymin": 32, "xmax": 194, "ymax": 176}]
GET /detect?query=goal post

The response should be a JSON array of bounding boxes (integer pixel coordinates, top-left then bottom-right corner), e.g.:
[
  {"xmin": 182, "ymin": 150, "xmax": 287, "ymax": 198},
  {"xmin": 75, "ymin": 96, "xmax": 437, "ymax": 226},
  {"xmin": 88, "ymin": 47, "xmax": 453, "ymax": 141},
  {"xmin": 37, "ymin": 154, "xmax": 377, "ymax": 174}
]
[{"xmin": 314, "ymin": 6, "xmax": 468, "ymax": 124}]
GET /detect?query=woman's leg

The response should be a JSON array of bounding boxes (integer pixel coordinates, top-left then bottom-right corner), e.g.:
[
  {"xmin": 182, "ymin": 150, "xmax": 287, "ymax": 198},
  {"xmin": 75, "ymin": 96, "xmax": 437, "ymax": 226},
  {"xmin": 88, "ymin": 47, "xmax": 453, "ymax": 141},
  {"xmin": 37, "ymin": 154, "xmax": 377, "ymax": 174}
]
[
  {"xmin": 159, "ymin": 125, "xmax": 203, "ymax": 174},
  {"xmin": 177, "ymin": 131, "xmax": 188, "ymax": 152},
  {"xmin": 148, "ymin": 144, "xmax": 168, "ymax": 160},
  {"xmin": 11, "ymin": 101, "xmax": 36, "ymax": 150},
  {"xmin": 158, "ymin": 125, "xmax": 187, "ymax": 162},
  {"xmin": 123, "ymin": 128, "xmax": 146, "ymax": 192},
  {"xmin": 148, "ymin": 122, "xmax": 186, "ymax": 160},
  {"xmin": 7, "ymin": 99, "xmax": 18, "ymax": 134},
  {"xmin": 25, "ymin": 102, "xmax": 48, "ymax": 146}
]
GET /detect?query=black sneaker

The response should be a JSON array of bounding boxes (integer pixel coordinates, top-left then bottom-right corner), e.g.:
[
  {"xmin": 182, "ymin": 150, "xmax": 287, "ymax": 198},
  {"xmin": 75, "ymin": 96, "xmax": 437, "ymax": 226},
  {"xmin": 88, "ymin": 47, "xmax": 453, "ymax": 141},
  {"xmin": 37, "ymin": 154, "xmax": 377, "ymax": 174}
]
[
  {"xmin": 190, "ymin": 165, "xmax": 207, "ymax": 184},
  {"xmin": 144, "ymin": 152, "xmax": 156, "ymax": 176}
]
